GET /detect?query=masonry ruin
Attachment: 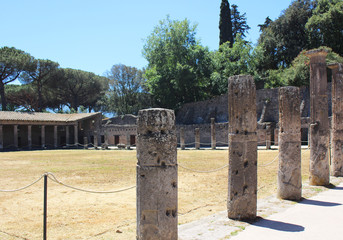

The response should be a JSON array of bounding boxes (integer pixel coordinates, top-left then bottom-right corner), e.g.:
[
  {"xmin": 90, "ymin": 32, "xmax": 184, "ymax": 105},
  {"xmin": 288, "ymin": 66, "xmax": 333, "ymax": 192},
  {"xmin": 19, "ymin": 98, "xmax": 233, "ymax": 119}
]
[
  {"xmin": 227, "ymin": 75, "xmax": 257, "ymax": 220},
  {"xmin": 329, "ymin": 63, "xmax": 343, "ymax": 177},
  {"xmin": 136, "ymin": 108, "xmax": 178, "ymax": 240},
  {"xmin": 277, "ymin": 86, "xmax": 302, "ymax": 200},
  {"xmin": 306, "ymin": 49, "xmax": 330, "ymax": 186}
]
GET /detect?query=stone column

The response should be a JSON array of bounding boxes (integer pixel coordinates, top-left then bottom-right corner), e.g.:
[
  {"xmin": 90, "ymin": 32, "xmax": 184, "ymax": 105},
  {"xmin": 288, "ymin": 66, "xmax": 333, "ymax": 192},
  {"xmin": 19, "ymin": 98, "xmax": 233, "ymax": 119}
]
[
  {"xmin": 195, "ymin": 128, "xmax": 200, "ymax": 149},
  {"xmin": 103, "ymin": 133, "xmax": 109, "ymax": 149},
  {"xmin": 41, "ymin": 125, "xmax": 45, "ymax": 149},
  {"xmin": 0, "ymin": 125, "xmax": 3, "ymax": 150},
  {"xmin": 94, "ymin": 131, "xmax": 98, "ymax": 149},
  {"xmin": 274, "ymin": 128, "xmax": 279, "ymax": 146},
  {"xmin": 211, "ymin": 118, "xmax": 216, "ymax": 149},
  {"xmin": 28, "ymin": 125, "xmax": 32, "ymax": 150},
  {"xmin": 136, "ymin": 108, "xmax": 178, "ymax": 240},
  {"xmin": 54, "ymin": 126, "xmax": 58, "ymax": 148},
  {"xmin": 126, "ymin": 133, "xmax": 131, "ymax": 150},
  {"xmin": 66, "ymin": 126, "xmax": 70, "ymax": 147},
  {"xmin": 14, "ymin": 125, "xmax": 18, "ymax": 149},
  {"xmin": 306, "ymin": 49, "xmax": 330, "ymax": 186},
  {"xmin": 84, "ymin": 136, "xmax": 88, "ymax": 149},
  {"xmin": 74, "ymin": 124, "xmax": 78, "ymax": 147},
  {"xmin": 277, "ymin": 87, "xmax": 302, "ymax": 200},
  {"xmin": 180, "ymin": 127, "xmax": 185, "ymax": 150},
  {"xmin": 227, "ymin": 75, "xmax": 257, "ymax": 220},
  {"xmin": 328, "ymin": 63, "xmax": 343, "ymax": 176}
]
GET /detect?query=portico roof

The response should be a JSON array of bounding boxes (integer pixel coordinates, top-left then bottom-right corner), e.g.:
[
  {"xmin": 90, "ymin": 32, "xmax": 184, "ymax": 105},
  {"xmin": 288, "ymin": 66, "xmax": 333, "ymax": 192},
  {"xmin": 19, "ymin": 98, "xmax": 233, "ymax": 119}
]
[{"xmin": 0, "ymin": 111, "xmax": 101, "ymax": 124}]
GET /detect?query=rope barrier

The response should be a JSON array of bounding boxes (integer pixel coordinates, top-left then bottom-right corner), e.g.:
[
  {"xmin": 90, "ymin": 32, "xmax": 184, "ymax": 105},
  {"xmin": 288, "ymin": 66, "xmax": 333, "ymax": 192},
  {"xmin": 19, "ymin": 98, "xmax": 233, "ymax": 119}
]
[
  {"xmin": 46, "ymin": 173, "xmax": 136, "ymax": 194},
  {"xmin": 0, "ymin": 174, "xmax": 45, "ymax": 192},
  {"xmin": 258, "ymin": 152, "xmax": 280, "ymax": 167},
  {"xmin": 0, "ymin": 172, "xmax": 136, "ymax": 194},
  {"xmin": 178, "ymin": 163, "xmax": 229, "ymax": 173}
]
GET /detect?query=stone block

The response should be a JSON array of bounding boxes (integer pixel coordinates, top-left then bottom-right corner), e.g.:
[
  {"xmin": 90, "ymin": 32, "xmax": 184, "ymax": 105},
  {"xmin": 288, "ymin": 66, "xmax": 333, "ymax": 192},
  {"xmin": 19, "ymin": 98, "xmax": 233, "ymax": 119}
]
[{"xmin": 136, "ymin": 166, "xmax": 178, "ymax": 239}]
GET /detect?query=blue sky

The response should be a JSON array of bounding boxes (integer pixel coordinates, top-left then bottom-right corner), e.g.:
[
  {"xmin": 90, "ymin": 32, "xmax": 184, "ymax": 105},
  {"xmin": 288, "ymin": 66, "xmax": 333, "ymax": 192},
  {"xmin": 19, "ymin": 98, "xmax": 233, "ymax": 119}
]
[{"xmin": 1, "ymin": 0, "xmax": 292, "ymax": 76}]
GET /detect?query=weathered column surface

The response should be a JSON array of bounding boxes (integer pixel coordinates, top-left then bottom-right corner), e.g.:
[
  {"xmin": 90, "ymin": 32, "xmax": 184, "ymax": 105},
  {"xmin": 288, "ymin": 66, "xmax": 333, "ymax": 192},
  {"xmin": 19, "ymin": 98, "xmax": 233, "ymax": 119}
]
[
  {"xmin": 74, "ymin": 124, "xmax": 78, "ymax": 147},
  {"xmin": 180, "ymin": 127, "xmax": 185, "ymax": 150},
  {"xmin": 126, "ymin": 133, "xmax": 131, "ymax": 150},
  {"xmin": 329, "ymin": 63, "xmax": 343, "ymax": 176},
  {"xmin": 136, "ymin": 108, "xmax": 177, "ymax": 240},
  {"xmin": 0, "ymin": 125, "xmax": 3, "ymax": 150},
  {"xmin": 83, "ymin": 136, "xmax": 88, "ymax": 149},
  {"xmin": 54, "ymin": 126, "xmax": 58, "ymax": 148},
  {"xmin": 211, "ymin": 118, "xmax": 216, "ymax": 149},
  {"xmin": 195, "ymin": 128, "xmax": 200, "ymax": 149},
  {"xmin": 228, "ymin": 75, "xmax": 257, "ymax": 220},
  {"xmin": 306, "ymin": 49, "xmax": 330, "ymax": 186},
  {"xmin": 277, "ymin": 87, "xmax": 302, "ymax": 200},
  {"xmin": 66, "ymin": 126, "xmax": 70, "ymax": 146},
  {"xmin": 94, "ymin": 131, "xmax": 98, "ymax": 149},
  {"xmin": 14, "ymin": 125, "xmax": 18, "ymax": 149},
  {"xmin": 41, "ymin": 125, "xmax": 45, "ymax": 149},
  {"xmin": 28, "ymin": 125, "xmax": 32, "ymax": 150}
]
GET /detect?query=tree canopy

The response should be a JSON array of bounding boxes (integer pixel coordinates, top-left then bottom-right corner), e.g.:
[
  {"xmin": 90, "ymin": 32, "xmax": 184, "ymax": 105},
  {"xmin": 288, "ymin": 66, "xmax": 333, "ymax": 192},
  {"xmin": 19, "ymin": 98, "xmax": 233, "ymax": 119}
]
[{"xmin": 143, "ymin": 16, "xmax": 213, "ymax": 110}]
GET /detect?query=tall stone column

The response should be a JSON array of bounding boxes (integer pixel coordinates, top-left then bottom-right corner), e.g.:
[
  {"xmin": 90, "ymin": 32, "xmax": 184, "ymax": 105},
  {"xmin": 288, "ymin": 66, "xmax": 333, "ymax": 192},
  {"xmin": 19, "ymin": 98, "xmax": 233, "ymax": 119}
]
[
  {"xmin": 328, "ymin": 63, "xmax": 343, "ymax": 177},
  {"xmin": 41, "ymin": 125, "xmax": 45, "ymax": 149},
  {"xmin": 66, "ymin": 126, "xmax": 70, "ymax": 146},
  {"xmin": 0, "ymin": 125, "xmax": 3, "ymax": 150},
  {"xmin": 180, "ymin": 127, "xmax": 185, "ymax": 150},
  {"xmin": 54, "ymin": 126, "xmax": 58, "ymax": 148},
  {"xmin": 228, "ymin": 75, "xmax": 257, "ymax": 220},
  {"xmin": 28, "ymin": 125, "xmax": 32, "ymax": 150},
  {"xmin": 126, "ymin": 133, "xmax": 131, "ymax": 150},
  {"xmin": 94, "ymin": 131, "xmax": 98, "ymax": 149},
  {"xmin": 74, "ymin": 124, "xmax": 78, "ymax": 147},
  {"xmin": 136, "ymin": 108, "xmax": 178, "ymax": 240},
  {"xmin": 13, "ymin": 125, "xmax": 18, "ymax": 149},
  {"xmin": 211, "ymin": 118, "xmax": 216, "ymax": 149},
  {"xmin": 277, "ymin": 87, "xmax": 302, "ymax": 200},
  {"xmin": 195, "ymin": 128, "xmax": 200, "ymax": 149},
  {"xmin": 306, "ymin": 49, "xmax": 329, "ymax": 186},
  {"xmin": 84, "ymin": 136, "xmax": 88, "ymax": 149}
]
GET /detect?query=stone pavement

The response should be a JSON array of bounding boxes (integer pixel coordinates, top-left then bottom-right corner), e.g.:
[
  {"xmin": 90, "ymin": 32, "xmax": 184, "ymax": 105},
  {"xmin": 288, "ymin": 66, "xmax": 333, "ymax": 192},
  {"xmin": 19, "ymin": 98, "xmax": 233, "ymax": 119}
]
[{"xmin": 179, "ymin": 177, "xmax": 343, "ymax": 240}]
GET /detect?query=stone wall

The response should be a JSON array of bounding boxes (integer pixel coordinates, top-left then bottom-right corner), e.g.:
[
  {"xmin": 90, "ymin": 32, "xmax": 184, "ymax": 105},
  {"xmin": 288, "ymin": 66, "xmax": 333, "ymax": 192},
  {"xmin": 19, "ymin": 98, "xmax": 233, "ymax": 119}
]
[{"xmin": 176, "ymin": 84, "xmax": 332, "ymax": 125}]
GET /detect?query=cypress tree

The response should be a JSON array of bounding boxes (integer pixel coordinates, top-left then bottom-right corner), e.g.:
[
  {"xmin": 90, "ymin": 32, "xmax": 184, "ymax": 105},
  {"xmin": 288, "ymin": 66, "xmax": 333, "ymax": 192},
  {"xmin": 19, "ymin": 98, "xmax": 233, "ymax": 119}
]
[{"xmin": 219, "ymin": 0, "xmax": 233, "ymax": 47}]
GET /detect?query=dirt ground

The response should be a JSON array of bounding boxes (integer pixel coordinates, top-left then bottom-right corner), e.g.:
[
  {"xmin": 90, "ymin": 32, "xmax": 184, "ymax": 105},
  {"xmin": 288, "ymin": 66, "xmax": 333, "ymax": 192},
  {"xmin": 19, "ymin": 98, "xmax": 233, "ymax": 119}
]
[{"xmin": 0, "ymin": 149, "xmax": 310, "ymax": 240}]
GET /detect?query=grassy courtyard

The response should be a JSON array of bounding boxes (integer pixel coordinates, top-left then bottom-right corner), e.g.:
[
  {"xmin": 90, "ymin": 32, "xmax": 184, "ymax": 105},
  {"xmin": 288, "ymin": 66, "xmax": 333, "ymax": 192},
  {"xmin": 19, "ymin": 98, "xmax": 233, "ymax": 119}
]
[{"xmin": 0, "ymin": 149, "xmax": 310, "ymax": 239}]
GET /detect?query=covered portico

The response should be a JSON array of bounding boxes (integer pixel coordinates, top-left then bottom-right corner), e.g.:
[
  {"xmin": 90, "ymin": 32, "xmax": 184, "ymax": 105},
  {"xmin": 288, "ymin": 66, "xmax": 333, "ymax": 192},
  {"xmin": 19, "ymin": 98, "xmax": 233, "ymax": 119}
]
[{"xmin": 0, "ymin": 111, "xmax": 102, "ymax": 151}]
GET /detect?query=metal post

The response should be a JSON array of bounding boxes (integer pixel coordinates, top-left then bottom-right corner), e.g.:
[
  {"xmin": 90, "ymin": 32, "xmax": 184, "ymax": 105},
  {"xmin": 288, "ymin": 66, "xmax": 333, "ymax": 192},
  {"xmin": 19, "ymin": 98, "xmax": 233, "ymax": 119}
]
[{"xmin": 43, "ymin": 174, "xmax": 47, "ymax": 240}]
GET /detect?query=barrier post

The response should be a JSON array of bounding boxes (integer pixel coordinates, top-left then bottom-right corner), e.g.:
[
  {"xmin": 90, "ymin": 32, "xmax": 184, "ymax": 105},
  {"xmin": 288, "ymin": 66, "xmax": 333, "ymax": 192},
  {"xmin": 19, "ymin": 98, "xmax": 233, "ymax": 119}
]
[{"xmin": 43, "ymin": 174, "xmax": 47, "ymax": 240}]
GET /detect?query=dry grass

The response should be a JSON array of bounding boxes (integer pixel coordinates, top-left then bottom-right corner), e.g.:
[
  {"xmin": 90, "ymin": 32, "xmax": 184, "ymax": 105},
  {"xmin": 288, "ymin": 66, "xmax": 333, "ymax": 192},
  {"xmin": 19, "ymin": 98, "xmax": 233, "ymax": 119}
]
[{"xmin": 0, "ymin": 148, "xmax": 310, "ymax": 240}]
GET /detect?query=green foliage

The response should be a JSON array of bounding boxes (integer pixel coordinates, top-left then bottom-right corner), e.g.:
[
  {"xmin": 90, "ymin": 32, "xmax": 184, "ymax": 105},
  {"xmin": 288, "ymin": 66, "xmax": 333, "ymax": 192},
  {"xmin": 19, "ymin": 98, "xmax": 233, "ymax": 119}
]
[
  {"xmin": 257, "ymin": 0, "xmax": 316, "ymax": 70},
  {"xmin": 219, "ymin": 1, "xmax": 250, "ymax": 47},
  {"xmin": 5, "ymin": 84, "xmax": 37, "ymax": 112},
  {"xmin": 20, "ymin": 59, "xmax": 60, "ymax": 112},
  {"xmin": 104, "ymin": 64, "xmax": 152, "ymax": 115},
  {"xmin": 219, "ymin": 0, "xmax": 233, "ymax": 46},
  {"xmin": 210, "ymin": 36, "xmax": 263, "ymax": 94},
  {"xmin": 265, "ymin": 47, "xmax": 343, "ymax": 88},
  {"xmin": 0, "ymin": 46, "xmax": 34, "ymax": 110},
  {"xmin": 49, "ymin": 68, "xmax": 109, "ymax": 112},
  {"xmin": 143, "ymin": 16, "xmax": 213, "ymax": 110},
  {"xmin": 231, "ymin": 4, "xmax": 250, "ymax": 40},
  {"xmin": 306, "ymin": 0, "xmax": 343, "ymax": 56}
]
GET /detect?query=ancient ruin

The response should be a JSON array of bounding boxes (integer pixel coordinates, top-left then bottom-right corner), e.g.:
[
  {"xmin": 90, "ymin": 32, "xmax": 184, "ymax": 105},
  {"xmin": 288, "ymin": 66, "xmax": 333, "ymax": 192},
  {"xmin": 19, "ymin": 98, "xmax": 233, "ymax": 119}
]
[
  {"xmin": 227, "ymin": 75, "xmax": 257, "ymax": 220},
  {"xmin": 136, "ymin": 108, "xmax": 178, "ymax": 240},
  {"xmin": 211, "ymin": 118, "xmax": 216, "ymax": 149},
  {"xmin": 329, "ymin": 63, "xmax": 343, "ymax": 177},
  {"xmin": 306, "ymin": 49, "xmax": 330, "ymax": 186},
  {"xmin": 277, "ymin": 87, "xmax": 302, "ymax": 200}
]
